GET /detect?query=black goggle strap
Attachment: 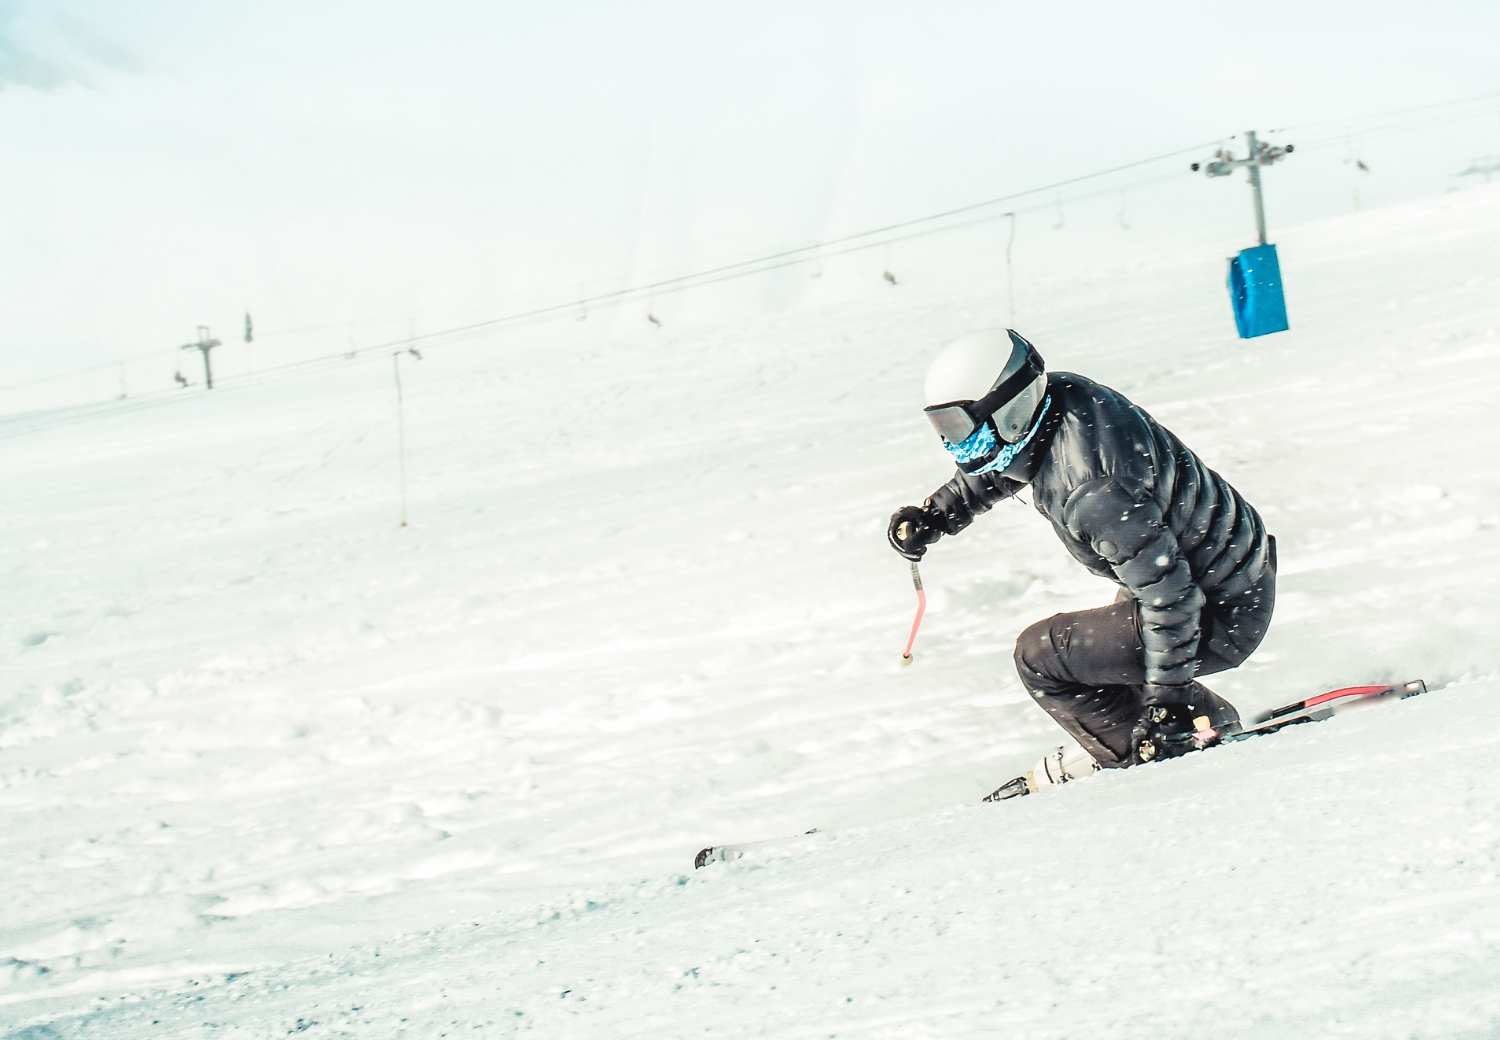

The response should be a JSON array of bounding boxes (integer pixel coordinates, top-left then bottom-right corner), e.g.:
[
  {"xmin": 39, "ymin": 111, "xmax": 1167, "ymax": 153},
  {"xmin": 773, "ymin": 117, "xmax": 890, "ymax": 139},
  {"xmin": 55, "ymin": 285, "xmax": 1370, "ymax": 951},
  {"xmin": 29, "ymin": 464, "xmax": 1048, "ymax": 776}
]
[{"xmin": 923, "ymin": 338, "xmax": 1045, "ymax": 442}]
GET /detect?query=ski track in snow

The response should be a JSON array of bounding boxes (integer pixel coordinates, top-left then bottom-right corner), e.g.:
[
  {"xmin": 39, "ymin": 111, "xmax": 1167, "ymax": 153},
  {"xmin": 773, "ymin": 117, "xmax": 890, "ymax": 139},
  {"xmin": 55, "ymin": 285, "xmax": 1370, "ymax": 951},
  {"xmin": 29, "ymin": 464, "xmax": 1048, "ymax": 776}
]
[{"xmin": 2, "ymin": 187, "xmax": 1500, "ymax": 1038}]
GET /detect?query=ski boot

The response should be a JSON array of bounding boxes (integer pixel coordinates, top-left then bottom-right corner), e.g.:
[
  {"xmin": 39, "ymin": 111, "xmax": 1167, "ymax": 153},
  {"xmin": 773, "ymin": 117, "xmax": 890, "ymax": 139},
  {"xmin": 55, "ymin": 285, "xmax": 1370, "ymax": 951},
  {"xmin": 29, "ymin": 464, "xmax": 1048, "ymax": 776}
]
[{"xmin": 983, "ymin": 744, "xmax": 1100, "ymax": 802}]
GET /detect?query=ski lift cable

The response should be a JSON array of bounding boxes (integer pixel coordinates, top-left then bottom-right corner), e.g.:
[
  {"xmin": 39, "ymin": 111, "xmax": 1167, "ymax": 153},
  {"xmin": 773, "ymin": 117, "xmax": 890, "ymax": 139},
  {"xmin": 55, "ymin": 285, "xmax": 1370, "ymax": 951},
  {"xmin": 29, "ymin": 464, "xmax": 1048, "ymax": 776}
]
[
  {"xmin": 164, "ymin": 162, "xmax": 1194, "ymax": 389},
  {"xmin": 0, "ymin": 350, "xmax": 394, "ymax": 441},
  {"xmin": 585, "ymin": 172, "xmax": 1180, "ymax": 310},
  {"xmin": 8, "ymin": 104, "xmax": 1449, "ymax": 399},
  {"xmin": 1293, "ymin": 105, "xmax": 1500, "ymax": 149},
  {"xmin": 1, "ymin": 168, "xmax": 1182, "ymax": 442},
  {"xmin": 281, "ymin": 142, "xmax": 1227, "ymax": 360},
  {"xmin": 0, "ymin": 346, "xmax": 193, "ymax": 392},
  {"xmin": 15, "ymin": 91, "xmax": 1496, "ymax": 398},
  {"xmin": 1, "ymin": 168, "xmax": 1188, "ymax": 440},
  {"xmin": 1269, "ymin": 88, "xmax": 1500, "ymax": 136},
  {"xmin": 24, "ymin": 103, "xmax": 1460, "ymax": 432}
]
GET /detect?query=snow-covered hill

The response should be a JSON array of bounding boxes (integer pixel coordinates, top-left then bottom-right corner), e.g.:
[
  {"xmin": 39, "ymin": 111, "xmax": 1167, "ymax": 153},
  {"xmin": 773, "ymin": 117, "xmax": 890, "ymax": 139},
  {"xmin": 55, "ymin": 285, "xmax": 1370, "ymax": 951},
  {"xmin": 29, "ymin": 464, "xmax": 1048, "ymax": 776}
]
[{"xmin": 3, "ymin": 186, "xmax": 1500, "ymax": 1039}]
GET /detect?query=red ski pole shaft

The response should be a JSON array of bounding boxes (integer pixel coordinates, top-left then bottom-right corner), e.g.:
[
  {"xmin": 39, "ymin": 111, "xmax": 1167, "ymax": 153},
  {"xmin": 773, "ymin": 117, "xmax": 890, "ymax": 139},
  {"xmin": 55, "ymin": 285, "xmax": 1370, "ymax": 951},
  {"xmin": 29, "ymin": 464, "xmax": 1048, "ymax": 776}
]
[{"xmin": 900, "ymin": 557, "xmax": 926, "ymax": 666}]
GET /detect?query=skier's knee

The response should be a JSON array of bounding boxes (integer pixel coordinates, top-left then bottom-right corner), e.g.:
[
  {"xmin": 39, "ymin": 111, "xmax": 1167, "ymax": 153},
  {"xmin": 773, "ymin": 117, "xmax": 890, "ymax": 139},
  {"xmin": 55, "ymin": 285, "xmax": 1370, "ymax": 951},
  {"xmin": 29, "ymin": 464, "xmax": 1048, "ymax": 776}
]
[{"xmin": 1014, "ymin": 615, "xmax": 1064, "ymax": 699}]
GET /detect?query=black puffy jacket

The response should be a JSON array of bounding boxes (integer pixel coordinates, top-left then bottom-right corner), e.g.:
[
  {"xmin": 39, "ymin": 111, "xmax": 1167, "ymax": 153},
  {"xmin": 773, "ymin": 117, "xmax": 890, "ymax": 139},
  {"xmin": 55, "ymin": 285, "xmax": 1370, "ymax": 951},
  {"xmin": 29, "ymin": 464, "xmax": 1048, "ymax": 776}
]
[{"xmin": 925, "ymin": 372, "xmax": 1273, "ymax": 685}]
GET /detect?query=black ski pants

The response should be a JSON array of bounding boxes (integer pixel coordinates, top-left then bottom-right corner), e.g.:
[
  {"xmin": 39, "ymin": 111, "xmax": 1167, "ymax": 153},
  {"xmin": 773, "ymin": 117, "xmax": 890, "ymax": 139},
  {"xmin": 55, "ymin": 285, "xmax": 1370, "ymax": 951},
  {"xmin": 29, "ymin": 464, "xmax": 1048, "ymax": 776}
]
[{"xmin": 1013, "ymin": 546, "xmax": 1276, "ymax": 768}]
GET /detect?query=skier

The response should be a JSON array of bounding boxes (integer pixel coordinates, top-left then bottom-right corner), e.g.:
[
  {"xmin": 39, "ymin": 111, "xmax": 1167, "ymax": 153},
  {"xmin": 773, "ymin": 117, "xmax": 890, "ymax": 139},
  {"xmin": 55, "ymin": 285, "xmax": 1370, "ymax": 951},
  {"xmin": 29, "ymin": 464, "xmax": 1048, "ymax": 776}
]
[{"xmin": 887, "ymin": 329, "xmax": 1276, "ymax": 788}]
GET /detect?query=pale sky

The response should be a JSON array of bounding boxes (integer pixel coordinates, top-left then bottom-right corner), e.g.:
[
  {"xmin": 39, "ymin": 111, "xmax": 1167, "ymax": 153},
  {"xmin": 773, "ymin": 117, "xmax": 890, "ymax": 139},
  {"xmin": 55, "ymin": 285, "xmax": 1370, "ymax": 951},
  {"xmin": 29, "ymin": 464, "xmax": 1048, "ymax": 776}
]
[{"xmin": 3, "ymin": 0, "xmax": 1498, "ymax": 385}]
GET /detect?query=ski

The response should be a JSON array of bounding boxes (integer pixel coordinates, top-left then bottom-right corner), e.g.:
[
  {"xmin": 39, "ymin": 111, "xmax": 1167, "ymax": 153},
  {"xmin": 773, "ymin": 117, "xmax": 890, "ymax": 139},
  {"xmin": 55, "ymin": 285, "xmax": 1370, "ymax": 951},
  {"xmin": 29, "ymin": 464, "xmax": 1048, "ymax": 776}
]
[
  {"xmin": 1233, "ymin": 678, "xmax": 1429, "ymax": 736},
  {"xmin": 694, "ymin": 829, "xmax": 819, "ymax": 869},
  {"xmin": 982, "ymin": 678, "xmax": 1430, "ymax": 801},
  {"xmin": 695, "ymin": 679, "xmax": 1430, "ymax": 867}
]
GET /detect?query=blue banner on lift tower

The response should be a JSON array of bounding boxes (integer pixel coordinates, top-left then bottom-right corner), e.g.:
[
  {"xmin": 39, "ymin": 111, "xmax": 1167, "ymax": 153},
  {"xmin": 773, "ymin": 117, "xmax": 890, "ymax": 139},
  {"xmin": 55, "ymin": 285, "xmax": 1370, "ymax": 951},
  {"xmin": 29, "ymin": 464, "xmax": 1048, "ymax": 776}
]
[{"xmin": 1227, "ymin": 243, "xmax": 1289, "ymax": 338}]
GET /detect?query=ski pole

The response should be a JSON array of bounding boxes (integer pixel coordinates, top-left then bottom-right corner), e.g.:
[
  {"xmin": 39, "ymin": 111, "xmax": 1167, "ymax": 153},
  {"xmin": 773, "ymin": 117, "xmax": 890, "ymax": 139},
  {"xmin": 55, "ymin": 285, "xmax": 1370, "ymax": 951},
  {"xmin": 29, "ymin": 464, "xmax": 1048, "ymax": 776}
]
[{"xmin": 899, "ymin": 557, "xmax": 926, "ymax": 667}]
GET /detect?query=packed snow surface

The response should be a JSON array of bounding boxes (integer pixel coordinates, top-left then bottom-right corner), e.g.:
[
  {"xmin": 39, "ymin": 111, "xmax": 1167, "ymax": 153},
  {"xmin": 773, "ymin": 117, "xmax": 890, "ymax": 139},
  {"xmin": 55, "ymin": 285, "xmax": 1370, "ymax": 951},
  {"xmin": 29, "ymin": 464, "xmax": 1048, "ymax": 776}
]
[{"xmin": 4, "ymin": 187, "xmax": 1500, "ymax": 1038}]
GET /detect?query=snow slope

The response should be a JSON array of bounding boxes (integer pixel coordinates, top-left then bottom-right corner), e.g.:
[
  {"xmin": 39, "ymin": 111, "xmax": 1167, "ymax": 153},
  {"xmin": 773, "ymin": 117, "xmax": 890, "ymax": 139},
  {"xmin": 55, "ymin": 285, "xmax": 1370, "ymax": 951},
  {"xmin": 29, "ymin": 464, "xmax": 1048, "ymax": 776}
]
[{"xmin": 3, "ymin": 186, "xmax": 1500, "ymax": 1039}]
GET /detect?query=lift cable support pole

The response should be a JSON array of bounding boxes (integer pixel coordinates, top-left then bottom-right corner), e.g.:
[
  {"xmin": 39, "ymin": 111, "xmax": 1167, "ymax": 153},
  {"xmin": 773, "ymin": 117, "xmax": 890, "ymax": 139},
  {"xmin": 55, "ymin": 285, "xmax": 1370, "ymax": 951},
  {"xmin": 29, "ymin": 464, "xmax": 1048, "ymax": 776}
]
[
  {"xmin": 392, "ymin": 341, "xmax": 423, "ymax": 528},
  {"xmin": 179, "ymin": 325, "xmax": 222, "ymax": 389},
  {"xmin": 1191, "ymin": 131, "xmax": 1294, "ymax": 245}
]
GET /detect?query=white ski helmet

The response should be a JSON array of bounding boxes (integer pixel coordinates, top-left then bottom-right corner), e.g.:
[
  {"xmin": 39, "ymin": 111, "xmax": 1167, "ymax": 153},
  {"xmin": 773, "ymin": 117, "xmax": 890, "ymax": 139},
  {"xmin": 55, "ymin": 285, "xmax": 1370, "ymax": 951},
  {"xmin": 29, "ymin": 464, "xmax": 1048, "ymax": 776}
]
[{"xmin": 923, "ymin": 329, "xmax": 1048, "ymax": 474}]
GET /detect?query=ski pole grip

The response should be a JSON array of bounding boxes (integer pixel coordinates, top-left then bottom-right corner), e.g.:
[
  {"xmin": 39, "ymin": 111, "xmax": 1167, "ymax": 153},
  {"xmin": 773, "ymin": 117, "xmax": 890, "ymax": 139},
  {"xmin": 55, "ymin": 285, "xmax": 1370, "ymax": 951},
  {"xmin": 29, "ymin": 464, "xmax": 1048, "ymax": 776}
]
[{"xmin": 896, "ymin": 520, "xmax": 913, "ymax": 541}]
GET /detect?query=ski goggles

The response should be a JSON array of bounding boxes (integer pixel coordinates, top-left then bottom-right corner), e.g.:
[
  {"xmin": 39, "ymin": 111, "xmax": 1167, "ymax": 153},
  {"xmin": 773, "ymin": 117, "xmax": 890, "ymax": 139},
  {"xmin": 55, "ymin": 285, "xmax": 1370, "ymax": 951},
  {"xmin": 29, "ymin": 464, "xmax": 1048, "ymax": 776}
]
[{"xmin": 922, "ymin": 337, "xmax": 1045, "ymax": 445}]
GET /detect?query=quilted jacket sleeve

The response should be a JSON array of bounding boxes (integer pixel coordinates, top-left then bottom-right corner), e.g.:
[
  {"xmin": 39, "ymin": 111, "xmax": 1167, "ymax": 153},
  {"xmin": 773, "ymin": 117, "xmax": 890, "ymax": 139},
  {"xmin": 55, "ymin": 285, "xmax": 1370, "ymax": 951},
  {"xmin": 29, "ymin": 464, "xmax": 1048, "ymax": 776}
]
[
  {"xmin": 1062, "ymin": 478, "xmax": 1205, "ymax": 685},
  {"xmin": 924, "ymin": 471, "xmax": 1025, "ymax": 537}
]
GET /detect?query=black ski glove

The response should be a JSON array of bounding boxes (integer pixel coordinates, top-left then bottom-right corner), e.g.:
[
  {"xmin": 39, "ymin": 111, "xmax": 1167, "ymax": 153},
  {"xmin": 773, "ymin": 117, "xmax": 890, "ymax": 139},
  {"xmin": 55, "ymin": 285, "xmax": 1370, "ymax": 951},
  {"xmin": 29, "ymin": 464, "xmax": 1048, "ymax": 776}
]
[
  {"xmin": 887, "ymin": 505, "xmax": 940, "ymax": 561},
  {"xmin": 1130, "ymin": 704, "xmax": 1204, "ymax": 764}
]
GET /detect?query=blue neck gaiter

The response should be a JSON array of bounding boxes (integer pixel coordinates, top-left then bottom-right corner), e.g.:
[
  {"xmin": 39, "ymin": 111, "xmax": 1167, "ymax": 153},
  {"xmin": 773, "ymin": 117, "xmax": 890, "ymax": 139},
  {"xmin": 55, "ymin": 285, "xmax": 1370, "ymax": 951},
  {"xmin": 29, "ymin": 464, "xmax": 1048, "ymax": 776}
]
[{"xmin": 943, "ymin": 394, "xmax": 1052, "ymax": 476}]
